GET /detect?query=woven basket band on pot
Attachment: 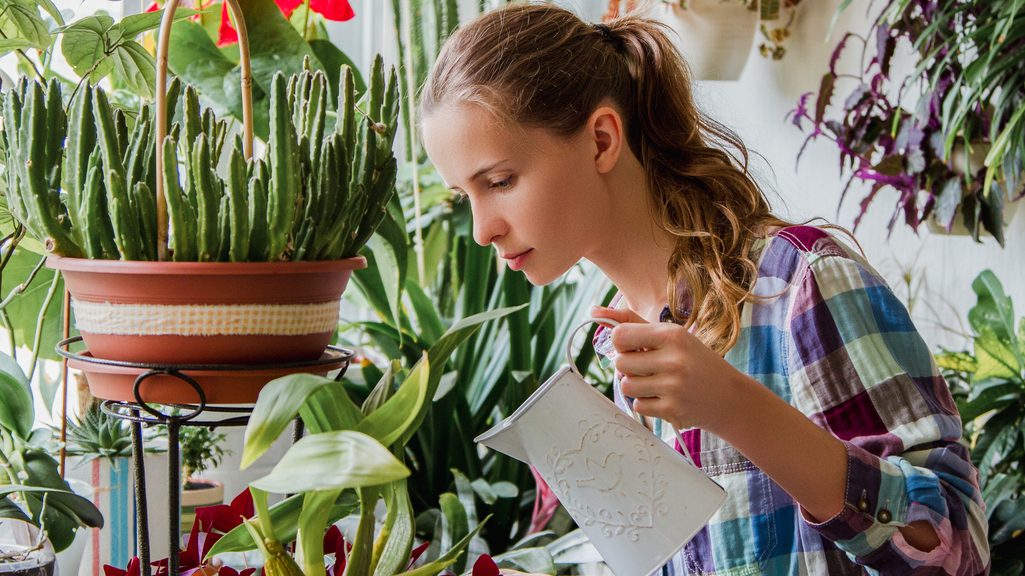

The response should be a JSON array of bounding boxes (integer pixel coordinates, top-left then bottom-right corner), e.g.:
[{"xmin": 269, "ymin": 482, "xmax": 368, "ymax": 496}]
[{"xmin": 71, "ymin": 299, "xmax": 341, "ymax": 336}]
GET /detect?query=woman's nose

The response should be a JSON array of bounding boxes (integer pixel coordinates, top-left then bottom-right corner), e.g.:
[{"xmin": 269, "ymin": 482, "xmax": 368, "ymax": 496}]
[{"xmin": 471, "ymin": 202, "xmax": 506, "ymax": 247}]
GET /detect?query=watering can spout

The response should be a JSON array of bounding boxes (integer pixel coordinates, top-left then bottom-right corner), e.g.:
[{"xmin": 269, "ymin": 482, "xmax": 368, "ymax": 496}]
[{"xmin": 474, "ymin": 423, "xmax": 529, "ymax": 463}]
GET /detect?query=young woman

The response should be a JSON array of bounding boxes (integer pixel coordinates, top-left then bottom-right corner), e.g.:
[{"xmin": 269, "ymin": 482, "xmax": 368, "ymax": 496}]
[{"xmin": 420, "ymin": 4, "xmax": 988, "ymax": 575}]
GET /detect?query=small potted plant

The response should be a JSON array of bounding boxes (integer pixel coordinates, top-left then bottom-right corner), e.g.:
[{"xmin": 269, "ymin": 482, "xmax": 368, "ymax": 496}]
[
  {"xmin": 0, "ymin": 353, "xmax": 103, "ymax": 572},
  {"xmin": 178, "ymin": 426, "xmax": 229, "ymax": 535}
]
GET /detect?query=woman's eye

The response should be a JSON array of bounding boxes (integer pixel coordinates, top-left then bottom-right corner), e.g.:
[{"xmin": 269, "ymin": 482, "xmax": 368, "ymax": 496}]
[{"xmin": 489, "ymin": 178, "xmax": 512, "ymax": 190}]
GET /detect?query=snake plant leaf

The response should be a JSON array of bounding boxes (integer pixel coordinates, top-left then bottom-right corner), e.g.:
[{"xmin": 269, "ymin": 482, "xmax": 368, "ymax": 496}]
[
  {"xmin": 251, "ymin": 431, "xmax": 408, "ymax": 493},
  {"xmin": 439, "ymin": 492, "xmax": 470, "ymax": 573},
  {"xmin": 0, "ymin": 352, "xmax": 33, "ymax": 439},
  {"xmin": 206, "ymin": 491, "xmax": 358, "ymax": 557},
  {"xmin": 241, "ymin": 373, "xmax": 363, "ymax": 469},
  {"xmin": 357, "ymin": 352, "xmax": 428, "ymax": 448},
  {"xmin": 398, "ymin": 304, "xmax": 528, "ymax": 447},
  {"xmin": 367, "ymin": 234, "xmax": 403, "ymax": 339}
]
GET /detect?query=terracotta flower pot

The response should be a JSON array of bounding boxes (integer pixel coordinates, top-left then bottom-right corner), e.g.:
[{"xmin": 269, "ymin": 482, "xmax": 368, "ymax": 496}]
[{"xmin": 49, "ymin": 257, "xmax": 365, "ymax": 365}]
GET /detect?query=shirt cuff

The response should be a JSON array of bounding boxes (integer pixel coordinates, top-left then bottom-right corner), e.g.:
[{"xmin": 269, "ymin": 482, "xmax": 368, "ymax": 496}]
[{"xmin": 800, "ymin": 441, "xmax": 910, "ymax": 557}]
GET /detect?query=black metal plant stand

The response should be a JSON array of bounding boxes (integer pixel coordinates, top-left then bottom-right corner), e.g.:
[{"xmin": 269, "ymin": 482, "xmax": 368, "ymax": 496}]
[{"xmin": 57, "ymin": 337, "xmax": 354, "ymax": 576}]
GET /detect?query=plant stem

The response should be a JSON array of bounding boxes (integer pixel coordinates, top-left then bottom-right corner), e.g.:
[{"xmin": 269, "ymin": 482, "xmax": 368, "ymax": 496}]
[
  {"xmin": 0, "ymin": 254, "xmax": 48, "ymax": 311},
  {"xmin": 26, "ymin": 269, "xmax": 60, "ymax": 382},
  {"xmin": 302, "ymin": 0, "xmax": 310, "ymax": 41}
]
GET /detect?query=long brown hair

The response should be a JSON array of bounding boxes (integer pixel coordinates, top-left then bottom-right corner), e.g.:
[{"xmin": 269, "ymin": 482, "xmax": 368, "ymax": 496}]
[{"xmin": 420, "ymin": 3, "xmax": 791, "ymax": 355}]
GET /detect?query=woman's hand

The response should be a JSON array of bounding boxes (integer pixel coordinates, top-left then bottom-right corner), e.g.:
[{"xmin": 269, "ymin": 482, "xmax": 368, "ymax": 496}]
[{"xmin": 592, "ymin": 305, "xmax": 753, "ymax": 433}]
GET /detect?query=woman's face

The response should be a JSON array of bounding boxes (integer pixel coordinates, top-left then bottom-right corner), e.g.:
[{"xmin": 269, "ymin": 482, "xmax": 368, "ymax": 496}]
[{"xmin": 422, "ymin": 103, "xmax": 611, "ymax": 286}]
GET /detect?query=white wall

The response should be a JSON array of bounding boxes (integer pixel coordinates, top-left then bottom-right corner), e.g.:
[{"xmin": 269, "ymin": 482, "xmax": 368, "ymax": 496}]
[{"xmin": 333, "ymin": 0, "xmax": 1024, "ymax": 353}]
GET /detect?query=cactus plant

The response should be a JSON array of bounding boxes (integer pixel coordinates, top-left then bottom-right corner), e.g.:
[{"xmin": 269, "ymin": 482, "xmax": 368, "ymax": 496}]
[{"xmin": 0, "ymin": 56, "xmax": 400, "ymax": 263}]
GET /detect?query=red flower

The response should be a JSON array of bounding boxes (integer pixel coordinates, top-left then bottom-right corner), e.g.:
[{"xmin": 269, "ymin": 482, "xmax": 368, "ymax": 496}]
[
  {"xmin": 471, "ymin": 555, "xmax": 500, "ymax": 576},
  {"xmin": 194, "ymin": 488, "xmax": 254, "ymax": 534},
  {"xmin": 218, "ymin": 0, "xmax": 355, "ymax": 46},
  {"xmin": 103, "ymin": 557, "xmax": 141, "ymax": 576},
  {"xmin": 528, "ymin": 465, "xmax": 559, "ymax": 534}
]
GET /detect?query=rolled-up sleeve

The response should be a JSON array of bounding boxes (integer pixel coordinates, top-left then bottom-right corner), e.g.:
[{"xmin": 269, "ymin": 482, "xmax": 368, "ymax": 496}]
[{"xmin": 785, "ymin": 252, "xmax": 989, "ymax": 575}]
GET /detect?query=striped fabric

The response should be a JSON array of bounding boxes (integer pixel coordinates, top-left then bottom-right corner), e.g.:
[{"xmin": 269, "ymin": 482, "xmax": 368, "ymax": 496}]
[{"xmin": 592, "ymin": 226, "xmax": 988, "ymax": 575}]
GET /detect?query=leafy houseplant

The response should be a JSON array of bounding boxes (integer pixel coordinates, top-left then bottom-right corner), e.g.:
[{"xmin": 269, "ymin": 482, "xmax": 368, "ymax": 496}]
[
  {"xmin": 935, "ymin": 270, "xmax": 1025, "ymax": 576},
  {"xmin": 791, "ymin": 0, "xmax": 1024, "ymax": 245},
  {"xmin": 0, "ymin": 352, "xmax": 103, "ymax": 557},
  {"xmin": 200, "ymin": 306, "xmax": 527, "ymax": 576}
]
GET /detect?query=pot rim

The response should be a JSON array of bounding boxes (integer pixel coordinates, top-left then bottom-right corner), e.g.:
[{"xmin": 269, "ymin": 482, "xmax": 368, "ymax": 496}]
[{"xmin": 46, "ymin": 255, "xmax": 367, "ymax": 275}]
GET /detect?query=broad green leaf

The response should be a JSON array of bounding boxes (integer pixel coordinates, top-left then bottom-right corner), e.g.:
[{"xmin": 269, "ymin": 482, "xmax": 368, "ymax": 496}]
[
  {"xmin": 0, "ymin": 37, "xmax": 34, "ymax": 55},
  {"xmin": 0, "ymin": 496, "xmax": 31, "ymax": 524},
  {"xmin": 0, "ymin": 1, "xmax": 50, "ymax": 49},
  {"xmin": 60, "ymin": 14, "xmax": 116, "ymax": 82},
  {"xmin": 0, "ymin": 352, "xmax": 32, "ymax": 438},
  {"xmin": 166, "ymin": 20, "xmax": 237, "ymax": 111},
  {"xmin": 372, "ymin": 480, "xmax": 415, "ymax": 576},
  {"xmin": 3, "ymin": 248, "xmax": 66, "ymax": 362},
  {"xmin": 242, "ymin": 373, "xmax": 363, "ymax": 468},
  {"xmin": 308, "ymin": 37, "xmax": 366, "ymax": 100},
  {"xmin": 362, "ymin": 360, "xmax": 400, "ymax": 415},
  {"xmin": 394, "ymin": 516, "xmax": 490, "ymax": 576},
  {"xmin": 970, "ymin": 270, "xmax": 1016, "ymax": 342},
  {"xmin": 960, "ymin": 381, "xmax": 1018, "ymax": 422},
  {"xmin": 357, "ymin": 353, "xmax": 429, "ymax": 447},
  {"xmin": 236, "ymin": 0, "xmax": 322, "ymax": 88},
  {"xmin": 251, "ymin": 431, "xmax": 409, "ymax": 493},
  {"xmin": 206, "ymin": 491, "xmax": 358, "ymax": 557},
  {"xmin": 990, "ymin": 497, "xmax": 1025, "ymax": 545},
  {"xmin": 975, "ymin": 330, "xmax": 1020, "ymax": 381},
  {"xmin": 109, "ymin": 41, "xmax": 156, "ymax": 99}
]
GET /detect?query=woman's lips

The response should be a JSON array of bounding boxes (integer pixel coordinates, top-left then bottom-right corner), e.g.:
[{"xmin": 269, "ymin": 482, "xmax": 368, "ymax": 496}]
[{"xmin": 503, "ymin": 249, "xmax": 533, "ymax": 271}]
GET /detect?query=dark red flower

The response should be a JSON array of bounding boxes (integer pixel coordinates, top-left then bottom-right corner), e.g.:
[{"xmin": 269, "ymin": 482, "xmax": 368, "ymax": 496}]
[
  {"xmin": 471, "ymin": 554, "xmax": 500, "ymax": 576},
  {"xmin": 194, "ymin": 488, "xmax": 254, "ymax": 534}
]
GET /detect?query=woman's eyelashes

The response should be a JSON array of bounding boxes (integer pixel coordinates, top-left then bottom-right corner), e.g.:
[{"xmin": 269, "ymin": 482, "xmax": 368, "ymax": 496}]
[
  {"xmin": 450, "ymin": 176, "xmax": 515, "ymax": 203},
  {"xmin": 488, "ymin": 177, "xmax": 513, "ymax": 190}
]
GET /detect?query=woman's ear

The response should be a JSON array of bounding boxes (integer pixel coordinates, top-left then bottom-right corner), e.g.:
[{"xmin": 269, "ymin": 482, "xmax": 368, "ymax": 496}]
[{"xmin": 589, "ymin": 105, "xmax": 626, "ymax": 175}]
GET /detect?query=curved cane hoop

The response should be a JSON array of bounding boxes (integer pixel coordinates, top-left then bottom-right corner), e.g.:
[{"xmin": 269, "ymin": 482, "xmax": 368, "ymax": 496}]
[{"xmin": 154, "ymin": 0, "xmax": 254, "ymax": 261}]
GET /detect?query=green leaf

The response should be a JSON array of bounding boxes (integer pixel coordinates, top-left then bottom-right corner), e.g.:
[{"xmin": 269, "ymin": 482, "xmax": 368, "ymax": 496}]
[
  {"xmin": 492, "ymin": 547, "xmax": 556, "ymax": 574},
  {"xmin": 0, "ymin": 496, "xmax": 31, "ymax": 524},
  {"xmin": 3, "ymin": 249, "xmax": 66, "ymax": 362},
  {"xmin": 439, "ymin": 492, "xmax": 470, "ymax": 573},
  {"xmin": 405, "ymin": 279, "xmax": 444, "ymax": 345},
  {"xmin": 166, "ymin": 19, "xmax": 238, "ymax": 109},
  {"xmin": 115, "ymin": 8, "xmax": 196, "ymax": 39},
  {"xmin": 308, "ymin": 38, "xmax": 366, "ymax": 100},
  {"xmin": 970, "ymin": 270, "xmax": 1016, "ymax": 342},
  {"xmin": 206, "ymin": 491, "xmax": 358, "ymax": 556},
  {"xmin": 251, "ymin": 431, "xmax": 409, "ymax": 493},
  {"xmin": 367, "ymin": 234, "xmax": 403, "ymax": 343},
  {"xmin": 236, "ymin": 0, "xmax": 323, "ymax": 88},
  {"xmin": 399, "ymin": 304, "xmax": 528, "ymax": 446},
  {"xmin": 242, "ymin": 373, "xmax": 363, "ymax": 468},
  {"xmin": 0, "ymin": 352, "xmax": 32, "ymax": 438},
  {"xmin": 0, "ymin": 37, "xmax": 35, "ymax": 55},
  {"xmin": 357, "ymin": 352, "xmax": 429, "ymax": 448},
  {"xmin": 975, "ymin": 330, "xmax": 1021, "ymax": 381},
  {"xmin": 60, "ymin": 14, "xmax": 116, "ymax": 81},
  {"xmin": 296, "ymin": 489, "xmax": 342, "ymax": 575},
  {"xmin": 395, "ymin": 515, "xmax": 490, "ymax": 576},
  {"xmin": 0, "ymin": 0, "xmax": 51, "ymax": 50},
  {"xmin": 372, "ymin": 480, "xmax": 415, "ymax": 576},
  {"xmin": 109, "ymin": 41, "xmax": 156, "ymax": 99}
]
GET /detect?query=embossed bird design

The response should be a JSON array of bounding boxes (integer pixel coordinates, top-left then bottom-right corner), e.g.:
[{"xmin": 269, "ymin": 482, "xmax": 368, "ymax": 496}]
[{"xmin": 576, "ymin": 451, "xmax": 625, "ymax": 492}]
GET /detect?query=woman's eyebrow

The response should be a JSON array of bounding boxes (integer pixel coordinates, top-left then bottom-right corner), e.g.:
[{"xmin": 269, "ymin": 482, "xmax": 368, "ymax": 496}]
[{"xmin": 448, "ymin": 159, "xmax": 511, "ymax": 190}]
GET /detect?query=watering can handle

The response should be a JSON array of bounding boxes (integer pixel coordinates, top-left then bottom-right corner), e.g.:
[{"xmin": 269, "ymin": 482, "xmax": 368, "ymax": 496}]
[{"xmin": 566, "ymin": 318, "xmax": 699, "ymax": 468}]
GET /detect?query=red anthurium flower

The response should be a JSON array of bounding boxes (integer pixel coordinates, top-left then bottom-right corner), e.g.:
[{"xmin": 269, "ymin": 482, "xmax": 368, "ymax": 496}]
[
  {"xmin": 471, "ymin": 555, "xmax": 500, "ymax": 576},
  {"xmin": 195, "ymin": 488, "xmax": 254, "ymax": 534},
  {"xmin": 406, "ymin": 541, "xmax": 430, "ymax": 570},
  {"xmin": 218, "ymin": 0, "xmax": 355, "ymax": 46},
  {"xmin": 103, "ymin": 557, "xmax": 142, "ymax": 576},
  {"xmin": 324, "ymin": 525, "xmax": 352, "ymax": 576}
]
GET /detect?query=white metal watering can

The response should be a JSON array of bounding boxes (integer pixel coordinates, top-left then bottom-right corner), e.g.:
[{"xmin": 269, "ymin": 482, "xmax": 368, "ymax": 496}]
[{"xmin": 475, "ymin": 319, "xmax": 727, "ymax": 576}]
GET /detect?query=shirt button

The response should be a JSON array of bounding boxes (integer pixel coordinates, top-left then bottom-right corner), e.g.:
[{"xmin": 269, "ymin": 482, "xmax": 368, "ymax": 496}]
[
  {"xmin": 857, "ymin": 498, "xmax": 870, "ymax": 512},
  {"xmin": 877, "ymin": 508, "xmax": 892, "ymax": 523}
]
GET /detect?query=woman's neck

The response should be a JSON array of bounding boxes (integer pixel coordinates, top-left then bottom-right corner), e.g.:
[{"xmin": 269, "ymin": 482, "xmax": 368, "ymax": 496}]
[{"xmin": 584, "ymin": 157, "xmax": 676, "ymax": 324}]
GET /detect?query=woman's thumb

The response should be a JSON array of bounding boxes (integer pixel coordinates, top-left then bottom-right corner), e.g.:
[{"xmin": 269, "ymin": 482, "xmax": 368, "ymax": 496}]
[{"xmin": 591, "ymin": 306, "xmax": 647, "ymax": 325}]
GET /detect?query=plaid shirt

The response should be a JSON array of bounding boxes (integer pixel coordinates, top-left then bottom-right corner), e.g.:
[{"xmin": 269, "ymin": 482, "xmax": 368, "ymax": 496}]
[{"xmin": 593, "ymin": 226, "xmax": 988, "ymax": 575}]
